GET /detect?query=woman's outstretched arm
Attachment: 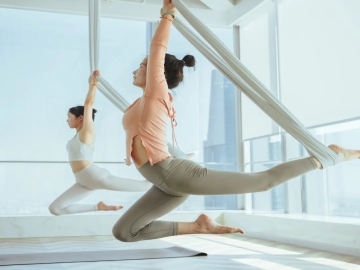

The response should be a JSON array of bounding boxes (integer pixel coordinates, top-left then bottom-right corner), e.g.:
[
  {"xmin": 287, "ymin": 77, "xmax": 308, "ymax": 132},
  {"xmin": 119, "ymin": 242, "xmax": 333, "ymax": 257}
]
[
  {"xmin": 80, "ymin": 70, "xmax": 100, "ymax": 144},
  {"xmin": 145, "ymin": 0, "xmax": 175, "ymax": 98}
]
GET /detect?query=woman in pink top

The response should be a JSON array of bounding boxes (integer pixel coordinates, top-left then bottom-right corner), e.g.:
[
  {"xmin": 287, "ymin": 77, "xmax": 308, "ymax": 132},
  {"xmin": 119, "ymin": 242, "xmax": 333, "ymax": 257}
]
[{"xmin": 113, "ymin": 0, "xmax": 360, "ymax": 242}]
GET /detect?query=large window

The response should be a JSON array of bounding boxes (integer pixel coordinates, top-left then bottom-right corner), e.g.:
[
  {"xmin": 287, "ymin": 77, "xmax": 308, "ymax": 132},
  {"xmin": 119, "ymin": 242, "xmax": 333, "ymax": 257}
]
[
  {"xmin": 0, "ymin": 9, "xmax": 148, "ymax": 215},
  {"xmin": 325, "ymin": 124, "xmax": 360, "ymax": 217},
  {"xmin": 0, "ymin": 8, "xmax": 238, "ymax": 214},
  {"xmin": 241, "ymin": 0, "xmax": 360, "ymax": 217},
  {"xmin": 277, "ymin": 0, "xmax": 360, "ymax": 218},
  {"xmin": 2, "ymin": 1, "xmax": 359, "ymax": 217},
  {"xmin": 245, "ymin": 120, "xmax": 360, "ymax": 217},
  {"xmin": 278, "ymin": 0, "xmax": 360, "ymax": 127}
]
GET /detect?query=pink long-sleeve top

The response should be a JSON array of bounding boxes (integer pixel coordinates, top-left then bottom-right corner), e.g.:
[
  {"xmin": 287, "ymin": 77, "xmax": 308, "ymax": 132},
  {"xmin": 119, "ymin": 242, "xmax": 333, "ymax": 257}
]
[{"xmin": 122, "ymin": 18, "xmax": 177, "ymax": 166}]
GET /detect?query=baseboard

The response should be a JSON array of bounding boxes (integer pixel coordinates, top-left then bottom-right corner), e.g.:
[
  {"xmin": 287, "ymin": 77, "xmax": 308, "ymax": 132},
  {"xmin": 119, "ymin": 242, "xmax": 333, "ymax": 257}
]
[{"xmin": 223, "ymin": 211, "xmax": 360, "ymax": 257}]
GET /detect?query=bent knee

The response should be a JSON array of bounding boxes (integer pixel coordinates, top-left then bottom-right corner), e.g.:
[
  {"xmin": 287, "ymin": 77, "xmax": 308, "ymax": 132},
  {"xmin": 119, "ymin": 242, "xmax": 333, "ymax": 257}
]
[
  {"xmin": 112, "ymin": 223, "xmax": 136, "ymax": 242},
  {"xmin": 48, "ymin": 204, "xmax": 62, "ymax": 216}
]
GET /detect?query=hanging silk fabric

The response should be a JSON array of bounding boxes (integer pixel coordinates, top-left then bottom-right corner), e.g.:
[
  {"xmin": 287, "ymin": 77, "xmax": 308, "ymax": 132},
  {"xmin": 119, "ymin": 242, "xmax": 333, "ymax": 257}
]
[
  {"xmin": 88, "ymin": 0, "xmax": 129, "ymax": 111},
  {"xmin": 171, "ymin": 0, "xmax": 339, "ymax": 169},
  {"xmin": 88, "ymin": 0, "xmax": 339, "ymax": 168}
]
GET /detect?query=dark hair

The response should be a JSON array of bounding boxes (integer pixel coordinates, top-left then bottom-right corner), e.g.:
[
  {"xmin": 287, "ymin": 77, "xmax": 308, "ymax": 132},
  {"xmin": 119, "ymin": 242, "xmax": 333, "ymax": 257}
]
[
  {"xmin": 69, "ymin": 106, "xmax": 97, "ymax": 121},
  {"xmin": 164, "ymin": 54, "xmax": 196, "ymax": 89}
]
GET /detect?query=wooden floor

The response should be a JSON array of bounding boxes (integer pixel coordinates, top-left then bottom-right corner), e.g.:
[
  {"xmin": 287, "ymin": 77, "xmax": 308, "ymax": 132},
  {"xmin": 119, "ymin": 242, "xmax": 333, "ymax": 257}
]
[{"xmin": 1, "ymin": 234, "xmax": 359, "ymax": 269}]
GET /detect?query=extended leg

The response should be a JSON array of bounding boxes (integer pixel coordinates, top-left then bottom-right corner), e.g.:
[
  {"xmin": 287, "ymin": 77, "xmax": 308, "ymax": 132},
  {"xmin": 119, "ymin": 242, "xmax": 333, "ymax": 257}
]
[
  {"xmin": 164, "ymin": 157, "xmax": 318, "ymax": 195},
  {"xmin": 95, "ymin": 174, "xmax": 152, "ymax": 192}
]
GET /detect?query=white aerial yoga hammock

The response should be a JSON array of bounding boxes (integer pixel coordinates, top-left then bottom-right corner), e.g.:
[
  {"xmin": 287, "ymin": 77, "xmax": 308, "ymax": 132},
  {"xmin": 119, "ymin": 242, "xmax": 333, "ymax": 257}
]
[
  {"xmin": 171, "ymin": 0, "xmax": 341, "ymax": 169},
  {"xmin": 88, "ymin": 0, "xmax": 340, "ymax": 168},
  {"xmin": 88, "ymin": 0, "xmax": 128, "ymax": 112}
]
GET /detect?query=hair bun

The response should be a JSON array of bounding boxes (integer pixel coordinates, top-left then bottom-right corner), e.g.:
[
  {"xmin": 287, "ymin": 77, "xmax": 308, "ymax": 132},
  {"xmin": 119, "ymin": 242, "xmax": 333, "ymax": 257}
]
[{"xmin": 182, "ymin": 55, "xmax": 196, "ymax": 68}]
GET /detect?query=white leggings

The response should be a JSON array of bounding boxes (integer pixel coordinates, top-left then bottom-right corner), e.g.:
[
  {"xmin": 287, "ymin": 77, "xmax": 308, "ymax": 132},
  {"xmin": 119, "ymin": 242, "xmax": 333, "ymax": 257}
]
[{"xmin": 48, "ymin": 163, "xmax": 152, "ymax": 215}]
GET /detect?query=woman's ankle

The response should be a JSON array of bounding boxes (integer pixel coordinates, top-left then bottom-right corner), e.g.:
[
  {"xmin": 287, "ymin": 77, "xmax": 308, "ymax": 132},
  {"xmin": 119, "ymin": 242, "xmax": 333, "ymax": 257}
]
[
  {"xmin": 311, "ymin": 157, "xmax": 322, "ymax": 169},
  {"xmin": 177, "ymin": 222, "xmax": 199, "ymax": 235}
]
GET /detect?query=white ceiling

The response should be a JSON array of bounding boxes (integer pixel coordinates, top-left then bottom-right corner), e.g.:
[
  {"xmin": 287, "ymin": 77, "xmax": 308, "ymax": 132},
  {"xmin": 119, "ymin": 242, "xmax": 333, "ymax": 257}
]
[{"xmin": 0, "ymin": 0, "xmax": 274, "ymax": 27}]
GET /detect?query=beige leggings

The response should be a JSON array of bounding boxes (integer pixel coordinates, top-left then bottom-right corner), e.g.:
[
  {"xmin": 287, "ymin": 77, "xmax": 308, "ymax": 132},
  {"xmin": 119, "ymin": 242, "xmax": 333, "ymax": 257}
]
[{"xmin": 112, "ymin": 157, "xmax": 317, "ymax": 242}]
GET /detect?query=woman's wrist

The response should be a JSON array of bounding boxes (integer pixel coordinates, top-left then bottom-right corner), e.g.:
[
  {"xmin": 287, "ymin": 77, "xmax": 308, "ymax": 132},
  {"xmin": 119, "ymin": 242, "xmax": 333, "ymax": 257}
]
[
  {"xmin": 162, "ymin": 13, "xmax": 174, "ymax": 19},
  {"xmin": 160, "ymin": 7, "xmax": 176, "ymax": 20},
  {"xmin": 160, "ymin": 14, "xmax": 174, "ymax": 22}
]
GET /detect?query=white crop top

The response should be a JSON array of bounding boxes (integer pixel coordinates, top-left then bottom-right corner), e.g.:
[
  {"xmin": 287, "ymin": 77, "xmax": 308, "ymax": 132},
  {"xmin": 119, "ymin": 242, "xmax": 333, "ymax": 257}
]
[{"xmin": 66, "ymin": 132, "xmax": 94, "ymax": 161}]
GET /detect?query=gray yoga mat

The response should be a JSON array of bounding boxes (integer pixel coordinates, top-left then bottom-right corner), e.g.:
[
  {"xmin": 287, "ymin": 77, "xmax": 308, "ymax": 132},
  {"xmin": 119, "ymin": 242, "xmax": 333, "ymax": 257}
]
[{"xmin": 0, "ymin": 246, "xmax": 207, "ymax": 266}]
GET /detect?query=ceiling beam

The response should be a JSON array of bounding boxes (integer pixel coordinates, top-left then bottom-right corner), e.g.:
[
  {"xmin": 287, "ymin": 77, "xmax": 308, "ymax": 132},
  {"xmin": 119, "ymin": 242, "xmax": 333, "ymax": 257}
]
[
  {"xmin": 0, "ymin": 0, "xmax": 228, "ymax": 27},
  {"xmin": 199, "ymin": 0, "xmax": 234, "ymax": 11},
  {"xmin": 0, "ymin": 0, "xmax": 274, "ymax": 27},
  {"xmin": 225, "ymin": 0, "xmax": 271, "ymax": 26}
]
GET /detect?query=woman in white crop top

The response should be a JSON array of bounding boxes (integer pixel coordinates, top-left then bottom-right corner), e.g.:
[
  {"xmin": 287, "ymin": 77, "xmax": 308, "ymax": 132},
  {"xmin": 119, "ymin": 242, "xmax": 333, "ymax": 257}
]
[{"xmin": 48, "ymin": 71, "xmax": 153, "ymax": 215}]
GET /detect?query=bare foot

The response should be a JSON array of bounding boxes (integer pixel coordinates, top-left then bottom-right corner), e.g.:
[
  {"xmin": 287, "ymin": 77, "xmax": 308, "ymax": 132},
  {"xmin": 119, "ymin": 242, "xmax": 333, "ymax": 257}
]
[
  {"xmin": 195, "ymin": 214, "xmax": 244, "ymax": 234},
  {"xmin": 328, "ymin": 144, "xmax": 360, "ymax": 162},
  {"xmin": 97, "ymin": 201, "xmax": 123, "ymax": 211}
]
